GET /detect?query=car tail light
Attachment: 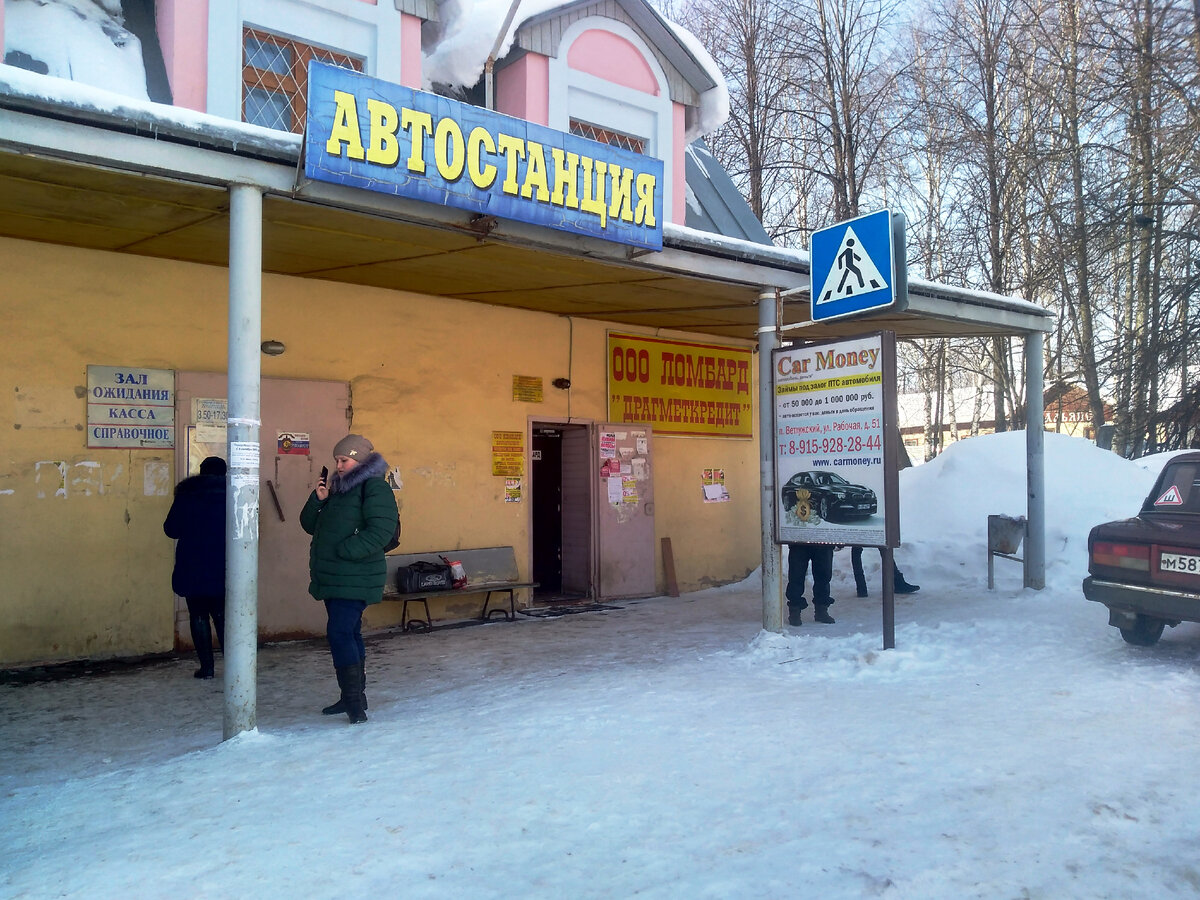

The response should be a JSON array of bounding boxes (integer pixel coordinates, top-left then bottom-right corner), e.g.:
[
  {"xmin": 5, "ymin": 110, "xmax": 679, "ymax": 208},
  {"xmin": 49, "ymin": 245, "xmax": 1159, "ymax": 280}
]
[{"xmin": 1092, "ymin": 541, "xmax": 1151, "ymax": 571}]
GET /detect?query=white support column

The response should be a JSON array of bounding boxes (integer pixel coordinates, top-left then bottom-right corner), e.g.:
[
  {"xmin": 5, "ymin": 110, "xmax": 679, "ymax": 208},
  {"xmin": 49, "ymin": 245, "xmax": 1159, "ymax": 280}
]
[
  {"xmin": 224, "ymin": 183, "xmax": 263, "ymax": 740},
  {"xmin": 758, "ymin": 290, "xmax": 782, "ymax": 632},
  {"xmin": 1024, "ymin": 331, "xmax": 1046, "ymax": 589}
]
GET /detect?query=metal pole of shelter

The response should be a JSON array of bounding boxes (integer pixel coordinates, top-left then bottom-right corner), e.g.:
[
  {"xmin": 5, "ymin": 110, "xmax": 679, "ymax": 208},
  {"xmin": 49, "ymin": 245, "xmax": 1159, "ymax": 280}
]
[
  {"xmin": 1024, "ymin": 332, "xmax": 1046, "ymax": 589},
  {"xmin": 224, "ymin": 183, "xmax": 263, "ymax": 740},
  {"xmin": 758, "ymin": 290, "xmax": 783, "ymax": 632}
]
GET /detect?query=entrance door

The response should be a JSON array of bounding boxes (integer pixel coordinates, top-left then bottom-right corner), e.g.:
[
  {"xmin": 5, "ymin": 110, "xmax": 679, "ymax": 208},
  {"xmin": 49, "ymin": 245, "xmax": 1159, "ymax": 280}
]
[
  {"xmin": 531, "ymin": 422, "xmax": 592, "ymax": 601},
  {"xmin": 595, "ymin": 423, "xmax": 656, "ymax": 599},
  {"xmin": 531, "ymin": 428, "xmax": 563, "ymax": 595},
  {"xmin": 173, "ymin": 374, "xmax": 350, "ymax": 646}
]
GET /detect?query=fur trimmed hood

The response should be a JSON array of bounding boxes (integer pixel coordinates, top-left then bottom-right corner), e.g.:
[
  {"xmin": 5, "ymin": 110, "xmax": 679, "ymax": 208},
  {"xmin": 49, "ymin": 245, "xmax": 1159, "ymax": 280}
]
[{"xmin": 328, "ymin": 452, "xmax": 390, "ymax": 494}]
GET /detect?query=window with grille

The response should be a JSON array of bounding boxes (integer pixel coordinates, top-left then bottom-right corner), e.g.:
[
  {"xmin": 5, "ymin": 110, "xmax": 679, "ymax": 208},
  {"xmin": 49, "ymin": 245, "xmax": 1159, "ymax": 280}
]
[
  {"xmin": 242, "ymin": 27, "xmax": 364, "ymax": 133},
  {"xmin": 569, "ymin": 120, "xmax": 646, "ymax": 155}
]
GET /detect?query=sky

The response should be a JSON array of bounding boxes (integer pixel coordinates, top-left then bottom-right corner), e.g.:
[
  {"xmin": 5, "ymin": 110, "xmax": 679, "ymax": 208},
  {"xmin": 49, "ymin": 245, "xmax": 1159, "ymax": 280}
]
[{"xmin": 4, "ymin": 431, "xmax": 1199, "ymax": 899}]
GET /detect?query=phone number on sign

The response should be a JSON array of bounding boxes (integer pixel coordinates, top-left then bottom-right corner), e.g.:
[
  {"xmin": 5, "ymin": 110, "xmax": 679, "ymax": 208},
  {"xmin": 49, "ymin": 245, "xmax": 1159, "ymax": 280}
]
[{"xmin": 780, "ymin": 435, "xmax": 881, "ymax": 456}]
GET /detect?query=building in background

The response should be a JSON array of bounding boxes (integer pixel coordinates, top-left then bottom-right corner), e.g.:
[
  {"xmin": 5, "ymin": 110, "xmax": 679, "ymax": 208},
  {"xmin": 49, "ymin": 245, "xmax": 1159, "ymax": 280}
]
[{"xmin": 0, "ymin": 0, "xmax": 802, "ymax": 667}]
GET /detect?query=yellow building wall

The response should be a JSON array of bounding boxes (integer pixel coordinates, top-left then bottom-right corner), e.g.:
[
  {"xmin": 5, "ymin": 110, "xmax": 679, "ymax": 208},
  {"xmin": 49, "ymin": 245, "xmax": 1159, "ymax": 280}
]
[{"xmin": 0, "ymin": 237, "xmax": 761, "ymax": 667}]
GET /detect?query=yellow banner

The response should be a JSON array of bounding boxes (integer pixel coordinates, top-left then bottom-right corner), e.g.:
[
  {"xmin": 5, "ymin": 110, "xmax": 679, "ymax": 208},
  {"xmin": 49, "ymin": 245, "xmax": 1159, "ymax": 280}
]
[
  {"xmin": 491, "ymin": 430, "xmax": 524, "ymax": 476},
  {"xmin": 607, "ymin": 332, "xmax": 754, "ymax": 438}
]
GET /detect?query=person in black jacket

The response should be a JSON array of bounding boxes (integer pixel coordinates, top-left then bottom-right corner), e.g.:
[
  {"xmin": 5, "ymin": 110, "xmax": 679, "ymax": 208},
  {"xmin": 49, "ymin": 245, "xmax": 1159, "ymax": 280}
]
[{"xmin": 164, "ymin": 456, "xmax": 227, "ymax": 679}]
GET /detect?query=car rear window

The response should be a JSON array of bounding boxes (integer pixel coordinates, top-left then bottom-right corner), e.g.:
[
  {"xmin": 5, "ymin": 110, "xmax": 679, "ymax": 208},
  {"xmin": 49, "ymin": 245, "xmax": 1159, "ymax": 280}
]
[{"xmin": 1142, "ymin": 461, "xmax": 1200, "ymax": 514}]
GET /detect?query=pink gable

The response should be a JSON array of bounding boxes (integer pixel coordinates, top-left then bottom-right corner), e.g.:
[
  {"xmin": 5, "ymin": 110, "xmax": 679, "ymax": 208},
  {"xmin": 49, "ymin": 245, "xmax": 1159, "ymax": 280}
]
[{"xmin": 567, "ymin": 29, "xmax": 659, "ymax": 96}]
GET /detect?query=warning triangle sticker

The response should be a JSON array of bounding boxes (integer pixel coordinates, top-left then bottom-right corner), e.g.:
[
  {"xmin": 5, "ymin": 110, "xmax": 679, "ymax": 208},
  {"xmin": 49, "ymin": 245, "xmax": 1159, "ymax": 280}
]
[
  {"xmin": 1154, "ymin": 485, "xmax": 1183, "ymax": 506},
  {"xmin": 816, "ymin": 225, "xmax": 889, "ymax": 305}
]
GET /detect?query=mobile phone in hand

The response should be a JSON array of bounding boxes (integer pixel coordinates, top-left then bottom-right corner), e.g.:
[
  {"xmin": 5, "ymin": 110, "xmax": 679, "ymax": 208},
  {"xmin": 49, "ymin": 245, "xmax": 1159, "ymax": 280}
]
[{"xmin": 320, "ymin": 466, "xmax": 328, "ymax": 484}]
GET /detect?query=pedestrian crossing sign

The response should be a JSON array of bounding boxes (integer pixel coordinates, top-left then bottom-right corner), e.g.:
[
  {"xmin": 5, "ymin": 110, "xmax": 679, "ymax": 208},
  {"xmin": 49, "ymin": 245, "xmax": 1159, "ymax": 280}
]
[{"xmin": 811, "ymin": 209, "xmax": 898, "ymax": 322}]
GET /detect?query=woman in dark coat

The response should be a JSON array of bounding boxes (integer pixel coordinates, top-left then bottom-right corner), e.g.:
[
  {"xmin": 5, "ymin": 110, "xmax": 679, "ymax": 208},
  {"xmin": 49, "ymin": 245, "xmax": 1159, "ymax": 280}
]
[
  {"xmin": 163, "ymin": 456, "xmax": 227, "ymax": 679},
  {"xmin": 300, "ymin": 434, "xmax": 398, "ymax": 724}
]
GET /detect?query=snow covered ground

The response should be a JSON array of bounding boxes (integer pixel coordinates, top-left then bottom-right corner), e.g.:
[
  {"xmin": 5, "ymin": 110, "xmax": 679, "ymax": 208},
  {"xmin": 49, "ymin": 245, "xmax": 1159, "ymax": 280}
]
[{"xmin": 3, "ymin": 432, "xmax": 1199, "ymax": 899}]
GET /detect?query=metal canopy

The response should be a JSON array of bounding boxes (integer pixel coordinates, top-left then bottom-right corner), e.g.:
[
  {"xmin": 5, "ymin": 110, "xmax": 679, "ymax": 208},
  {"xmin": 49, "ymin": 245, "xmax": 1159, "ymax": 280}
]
[{"xmin": 0, "ymin": 78, "xmax": 1052, "ymax": 343}]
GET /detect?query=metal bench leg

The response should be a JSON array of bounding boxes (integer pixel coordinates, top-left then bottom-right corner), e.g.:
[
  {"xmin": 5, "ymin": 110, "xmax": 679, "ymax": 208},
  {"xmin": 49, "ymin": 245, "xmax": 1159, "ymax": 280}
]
[
  {"xmin": 482, "ymin": 589, "xmax": 516, "ymax": 622},
  {"xmin": 403, "ymin": 598, "xmax": 433, "ymax": 633}
]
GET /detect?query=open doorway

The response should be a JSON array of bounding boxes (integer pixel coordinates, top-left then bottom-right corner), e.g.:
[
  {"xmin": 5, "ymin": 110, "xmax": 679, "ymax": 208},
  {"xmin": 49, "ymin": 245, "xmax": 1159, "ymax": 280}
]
[{"xmin": 531, "ymin": 422, "xmax": 592, "ymax": 601}]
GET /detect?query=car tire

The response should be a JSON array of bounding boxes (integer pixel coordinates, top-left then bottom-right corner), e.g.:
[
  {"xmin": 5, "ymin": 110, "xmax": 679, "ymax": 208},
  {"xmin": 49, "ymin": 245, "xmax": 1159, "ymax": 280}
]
[
  {"xmin": 818, "ymin": 498, "xmax": 830, "ymax": 520},
  {"xmin": 1119, "ymin": 614, "xmax": 1166, "ymax": 646}
]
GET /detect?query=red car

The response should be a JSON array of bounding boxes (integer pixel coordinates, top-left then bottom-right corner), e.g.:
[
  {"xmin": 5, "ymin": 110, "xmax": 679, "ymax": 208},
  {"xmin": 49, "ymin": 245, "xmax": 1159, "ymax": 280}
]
[{"xmin": 1084, "ymin": 452, "xmax": 1200, "ymax": 645}]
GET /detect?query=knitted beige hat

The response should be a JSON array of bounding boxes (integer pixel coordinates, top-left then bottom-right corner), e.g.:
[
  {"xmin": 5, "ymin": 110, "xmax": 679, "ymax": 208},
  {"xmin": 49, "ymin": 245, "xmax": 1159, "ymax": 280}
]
[{"xmin": 332, "ymin": 434, "xmax": 373, "ymax": 461}]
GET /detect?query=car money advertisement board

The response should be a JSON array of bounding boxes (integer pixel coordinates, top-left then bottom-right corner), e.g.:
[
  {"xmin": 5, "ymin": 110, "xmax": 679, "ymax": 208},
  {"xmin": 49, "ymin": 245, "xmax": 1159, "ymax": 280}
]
[{"xmin": 773, "ymin": 332, "xmax": 900, "ymax": 547}]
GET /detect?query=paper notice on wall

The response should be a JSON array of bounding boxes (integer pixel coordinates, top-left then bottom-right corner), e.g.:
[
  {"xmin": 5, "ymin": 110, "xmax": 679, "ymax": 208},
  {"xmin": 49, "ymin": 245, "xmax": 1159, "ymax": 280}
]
[
  {"xmin": 193, "ymin": 398, "xmax": 227, "ymax": 443},
  {"xmin": 143, "ymin": 460, "xmax": 170, "ymax": 496},
  {"xmin": 600, "ymin": 432, "xmax": 617, "ymax": 459},
  {"xmin": 492, "ymin": 431, "xmax": 524, "ymax": 476},
  {"xmin": 607, "ymin": 475, "xmax": 622, "ymax": 504},
  {"xmin": 703, "ymin": 483, "xmax": 731, "ymax": 503},
  {"xmin": 636, "ymin": 435, "xmax": 648, "ymax": 454},
  {"xmin": 622, "ymin": 478, "xmax": 639, "ymax": 504},
  {"xmin": 230, "ymin": 441, "xmax": 259, "ymax": 470},
  {"xmin": 632, "ymin": 458, "xmax": 646, "ymax": 480},
  {"xmin": 505, "ymin": 478, "xmax": 522, "ymax": 502}
]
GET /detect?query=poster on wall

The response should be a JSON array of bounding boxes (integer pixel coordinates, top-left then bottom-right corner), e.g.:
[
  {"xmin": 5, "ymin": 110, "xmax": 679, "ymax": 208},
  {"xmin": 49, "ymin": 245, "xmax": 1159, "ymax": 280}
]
[
  {"xmin": 278, "ymin": 432, "xmax": 311, "ymax": 455},
  {"xmin": 607, "ymin": 332, "xmax": 754, "ymax": 438},
  {"xmin": 87, "ymin": 365, "xmax": 174, "ymax": 449},
  {"xmin": 492, "ymin": 431, "xmax": 524, "ymax": 476},
  {"xmin": 505, "ymin": 478, "xmax": 522, "ymax": 502},
  {"xmin": 773, "ymin": 333, "xmax": 899, "ymax": 547}
]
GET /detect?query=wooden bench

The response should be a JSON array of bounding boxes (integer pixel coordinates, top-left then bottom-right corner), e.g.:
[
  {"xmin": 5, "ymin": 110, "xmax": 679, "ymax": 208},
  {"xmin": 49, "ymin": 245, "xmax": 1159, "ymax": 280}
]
[{"xmin": 383, "ymin": 546, "xmax": 537, "ymax": 633}]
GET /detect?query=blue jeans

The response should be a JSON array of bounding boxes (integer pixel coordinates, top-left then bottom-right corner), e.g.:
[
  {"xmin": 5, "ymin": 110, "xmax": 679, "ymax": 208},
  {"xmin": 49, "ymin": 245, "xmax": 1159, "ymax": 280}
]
[{"xmin": 325, "ymin": 598, "xmax": 367, "ymax": 668}]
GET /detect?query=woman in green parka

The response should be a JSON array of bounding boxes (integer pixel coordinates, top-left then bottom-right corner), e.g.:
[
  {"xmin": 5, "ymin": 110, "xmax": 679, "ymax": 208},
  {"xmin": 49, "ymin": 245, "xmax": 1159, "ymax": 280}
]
[{"xmin": 300, "ymin": 433, "xmax": 398, "ymax": 724}]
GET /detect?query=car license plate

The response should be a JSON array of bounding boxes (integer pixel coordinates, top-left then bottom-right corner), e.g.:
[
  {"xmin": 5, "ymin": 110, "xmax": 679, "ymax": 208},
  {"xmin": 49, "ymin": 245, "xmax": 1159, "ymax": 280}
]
[{"xmin": 1160, "ymin": 552, "xmax": 1200, "ymax": 574}]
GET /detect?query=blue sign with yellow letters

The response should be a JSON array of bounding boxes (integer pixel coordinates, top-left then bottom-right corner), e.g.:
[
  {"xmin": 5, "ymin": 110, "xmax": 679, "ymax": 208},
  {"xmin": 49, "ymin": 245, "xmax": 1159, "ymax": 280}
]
[{"xmin": 304, "ymin": 61, "xmax": 664, "ymax": 250}]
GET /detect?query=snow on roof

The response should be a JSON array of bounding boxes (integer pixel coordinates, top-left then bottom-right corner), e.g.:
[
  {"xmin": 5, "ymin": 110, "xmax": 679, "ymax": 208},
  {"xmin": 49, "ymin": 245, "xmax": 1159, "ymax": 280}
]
[
  {"xmin": 422, "ymin": 0, "xmax": 730, "ymax": 139},
  {"xmin": 7, "ymin": 0, "xmax": 730, "ymax": 139},
  {"xmin": 4, "ymin": 0, "xmax": 149, "ymax": 101},
  {"xmin": 662, "ymin": 16, "xmax": 728, "ymax": 142}
]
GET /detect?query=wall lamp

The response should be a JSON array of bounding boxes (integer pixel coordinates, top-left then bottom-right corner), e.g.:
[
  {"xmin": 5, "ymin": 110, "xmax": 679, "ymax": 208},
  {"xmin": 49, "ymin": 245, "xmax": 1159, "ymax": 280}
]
[{"xmin": 261, "ymin": 340, "xmax": 286, "ymax": 356}]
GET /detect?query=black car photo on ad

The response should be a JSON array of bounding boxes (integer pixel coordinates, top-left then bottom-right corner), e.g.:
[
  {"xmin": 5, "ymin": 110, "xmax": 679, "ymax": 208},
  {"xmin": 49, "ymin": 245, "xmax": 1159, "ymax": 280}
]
[
  {"xmin": 781, "ymin": 470, "xmax": 878, "ymax": 523},
  {"xmin": 1084, "ymin": 451, "xmax": 1200, "ymax": 646}
]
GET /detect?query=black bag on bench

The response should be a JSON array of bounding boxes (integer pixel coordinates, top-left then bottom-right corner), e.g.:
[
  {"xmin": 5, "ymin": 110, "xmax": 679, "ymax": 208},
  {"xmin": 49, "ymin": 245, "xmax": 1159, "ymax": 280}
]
[{"xmin": 395, "ymin": 560, "xmax": 453, "ymax": 593}]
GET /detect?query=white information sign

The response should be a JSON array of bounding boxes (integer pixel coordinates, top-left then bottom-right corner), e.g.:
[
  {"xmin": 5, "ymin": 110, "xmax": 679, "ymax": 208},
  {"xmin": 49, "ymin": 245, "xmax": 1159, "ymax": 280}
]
[
  {"xmin": 774, "ymin": 335, "xmax": 888, "ymax": 545},
  {"xmin": 230, "ymin": 441, "xmax": 260, "ymax": 470},
  {"xmin": 86, "ymin": 365, "xmax": 175, "ymax": 449},
  {"xmin": 192, "ymin": 398, "xmax": 227, "ymax": 443}
]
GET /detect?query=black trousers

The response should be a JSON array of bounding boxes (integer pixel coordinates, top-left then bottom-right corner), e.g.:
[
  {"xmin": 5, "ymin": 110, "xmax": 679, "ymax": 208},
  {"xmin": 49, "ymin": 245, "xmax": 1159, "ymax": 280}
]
[
  {"xmin": 786, "ymin": 543, "xmax": 834, "ymax": 609},
  {"xmin": 850, "ymin": 546, "xmax": 905, "ymax": 591}
]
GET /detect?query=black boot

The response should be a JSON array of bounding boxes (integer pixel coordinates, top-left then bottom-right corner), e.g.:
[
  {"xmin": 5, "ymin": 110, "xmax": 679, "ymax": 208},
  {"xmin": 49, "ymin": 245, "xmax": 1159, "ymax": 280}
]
[
  {"xmin": 190, "ymin": 612, "xmax": 215, "ymax": 679},
  {"xmin": 894, "ymin": 572, "xmax": 920, "ymax": 594},
  {"xmin": 334, "ymin": 665, "xmax": 367, "ymax": 724},
  {"xmin": 322, "ymin": 660, "xmax": 368, "ymax": 715},
  {"xmin": 787, "ymin": 603, "xmax": 804, "ymax": 627},
  {"xmin": 814, "ymin": 603, "xmax": 836, "ymax": 624},
  {"xmin": 211, "ymin": 608, "xmax": 225, "ymax": 654},
  {"xmin": 855, "ymin": 578, "xmax": 869, "ymax": 598},
  {"xmin": 360, "ymin": 659, "xmax": 368, "ymax": 711}
]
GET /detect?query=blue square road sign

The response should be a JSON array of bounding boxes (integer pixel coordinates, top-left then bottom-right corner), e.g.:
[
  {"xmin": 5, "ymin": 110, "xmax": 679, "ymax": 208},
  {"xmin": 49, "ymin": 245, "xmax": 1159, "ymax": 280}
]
[{"xmin": 811, "ymin": 209, "xmax": 897, "ymax": 322}]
